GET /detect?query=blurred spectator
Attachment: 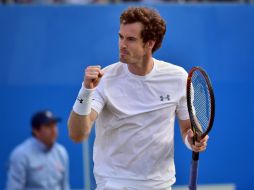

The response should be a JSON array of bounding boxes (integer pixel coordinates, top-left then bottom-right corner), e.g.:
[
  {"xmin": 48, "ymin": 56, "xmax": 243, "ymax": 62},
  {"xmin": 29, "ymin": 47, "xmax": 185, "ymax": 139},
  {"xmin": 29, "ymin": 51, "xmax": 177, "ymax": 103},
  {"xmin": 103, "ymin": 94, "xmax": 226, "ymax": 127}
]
[
  {"xmin": 0, "ymin": 0, "xmax": 111, "ymax": 3},
  {"xmin": 63, "ymin": 0, "xmax": 93, "ymax": 4},
  {"xmin": 0, "ymin": 0, "xmax": 60, "ymax": 3},
  {"xmin": 6, "ymin": 110, "xmax": 70, "ymax": 190},
  {"xmin": 64, "ymin": 0, "xmax": 110, "ymax": 4},
  {"xmin": 1, "ymin": 0, "xmax": 253, "ymax": 3},
  {"xmin": 121, "ymin": 0, "xmax": 141, "ymax": 2}
]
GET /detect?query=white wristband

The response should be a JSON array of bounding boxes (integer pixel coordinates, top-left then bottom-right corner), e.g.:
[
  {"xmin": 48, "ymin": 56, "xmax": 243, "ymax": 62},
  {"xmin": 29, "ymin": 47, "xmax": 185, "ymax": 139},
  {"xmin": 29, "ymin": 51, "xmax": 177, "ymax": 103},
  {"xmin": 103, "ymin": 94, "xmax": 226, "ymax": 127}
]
[
  {"xmin": 73, "ymin": 84, "xmax": 95, "ymax": 115},
  {"xmin": 185, "ymin": 135, "xmax": 192, "ymax": 150}
]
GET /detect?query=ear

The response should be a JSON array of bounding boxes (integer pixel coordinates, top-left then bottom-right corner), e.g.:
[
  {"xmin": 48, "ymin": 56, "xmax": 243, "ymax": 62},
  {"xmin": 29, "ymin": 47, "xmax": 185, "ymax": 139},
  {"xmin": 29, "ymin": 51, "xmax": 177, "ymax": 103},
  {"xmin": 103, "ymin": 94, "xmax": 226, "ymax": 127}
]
[
  {"xmin": 145, "ymin": 40, "xmax": 156, "ymax": 50},
  {"xmin": 32, "ymin": 128, "xmax": 40, "ymax": 137}
]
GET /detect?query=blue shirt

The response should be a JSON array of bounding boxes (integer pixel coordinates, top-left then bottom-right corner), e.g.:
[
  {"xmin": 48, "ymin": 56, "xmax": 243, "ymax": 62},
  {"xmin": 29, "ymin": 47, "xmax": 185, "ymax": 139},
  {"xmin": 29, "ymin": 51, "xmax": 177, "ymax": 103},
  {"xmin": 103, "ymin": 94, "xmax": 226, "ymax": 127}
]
[{"xmin": 6, "ymin": 137, "xmax": 70, "ymax": 190}]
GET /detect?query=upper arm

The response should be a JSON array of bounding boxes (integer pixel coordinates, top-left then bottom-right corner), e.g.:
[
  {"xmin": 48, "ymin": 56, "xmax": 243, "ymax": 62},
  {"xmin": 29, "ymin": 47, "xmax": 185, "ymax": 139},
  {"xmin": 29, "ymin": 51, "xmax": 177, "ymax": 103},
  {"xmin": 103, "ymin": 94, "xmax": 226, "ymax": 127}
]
[
  {"xmin": 177, "ymin": 72, "xmax": 191, "ymax": 139},
  {"xmin": 176, "ymin": 73, "xmax": 189, "ymax": 121},
  {"xmin": 178, "ymin": 119, "xmax": 192, "ymax": 140}
]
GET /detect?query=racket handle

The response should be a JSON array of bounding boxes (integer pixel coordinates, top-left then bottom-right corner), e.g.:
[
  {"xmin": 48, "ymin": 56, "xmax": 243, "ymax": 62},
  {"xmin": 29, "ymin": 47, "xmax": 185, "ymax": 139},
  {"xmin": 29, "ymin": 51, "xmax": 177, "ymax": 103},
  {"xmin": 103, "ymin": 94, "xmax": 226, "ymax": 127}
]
[
  {"xmin": 189, "ymin": 152, "xmax": 199, "ymax": 190},
  {"xmin": 192, "ymin": 136, "xmax": 200, "ymax": 161},
  {"xmin": 192, "ymin": 151, "xmax": 199, "ymax": 161}
]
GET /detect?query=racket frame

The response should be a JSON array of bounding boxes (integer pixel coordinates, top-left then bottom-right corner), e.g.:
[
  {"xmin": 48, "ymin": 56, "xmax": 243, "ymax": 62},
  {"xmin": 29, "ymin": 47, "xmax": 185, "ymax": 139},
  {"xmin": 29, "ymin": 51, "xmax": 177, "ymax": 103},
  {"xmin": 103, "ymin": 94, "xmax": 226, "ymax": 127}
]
[
  {"xmin": 186, "ymin": 66, "xmax": 215, "ymax": 140},
  {"xmin": 186, "ymin": 66, "xmax": 215, "ymax": 190}
]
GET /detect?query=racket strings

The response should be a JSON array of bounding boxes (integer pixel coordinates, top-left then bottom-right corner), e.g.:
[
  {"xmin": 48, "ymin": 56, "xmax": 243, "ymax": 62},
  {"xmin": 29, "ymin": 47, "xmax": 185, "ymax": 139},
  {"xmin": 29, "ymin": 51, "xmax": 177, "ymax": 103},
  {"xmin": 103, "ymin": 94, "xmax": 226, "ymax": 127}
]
[{"xmin": 190, "ymin": 71, "xmax": 212, "ymax": 133}]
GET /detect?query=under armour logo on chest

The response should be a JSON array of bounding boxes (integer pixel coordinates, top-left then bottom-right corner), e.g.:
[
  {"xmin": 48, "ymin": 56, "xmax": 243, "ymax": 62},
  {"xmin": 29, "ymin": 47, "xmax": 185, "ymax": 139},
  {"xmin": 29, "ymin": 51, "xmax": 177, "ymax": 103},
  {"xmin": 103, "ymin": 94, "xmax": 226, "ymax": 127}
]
[{"xmin": 160, "ymin": 94, "xmax": 170, "ymax": 101}]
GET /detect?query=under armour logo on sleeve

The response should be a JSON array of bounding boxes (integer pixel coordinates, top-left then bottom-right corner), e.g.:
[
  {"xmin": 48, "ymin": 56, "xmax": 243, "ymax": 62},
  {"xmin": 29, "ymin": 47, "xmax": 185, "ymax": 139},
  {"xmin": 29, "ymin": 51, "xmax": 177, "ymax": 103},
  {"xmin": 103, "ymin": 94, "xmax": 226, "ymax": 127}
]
[{"xmin": 77, "ymin": 97, "xmax": 83, "ymax": 104}]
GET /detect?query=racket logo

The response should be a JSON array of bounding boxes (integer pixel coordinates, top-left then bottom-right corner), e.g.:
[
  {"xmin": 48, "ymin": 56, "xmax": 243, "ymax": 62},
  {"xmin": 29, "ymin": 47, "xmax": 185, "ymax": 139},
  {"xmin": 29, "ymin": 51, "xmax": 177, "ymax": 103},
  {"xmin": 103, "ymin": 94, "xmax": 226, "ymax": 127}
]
[{"xmin": 160, "ymin": 94, "xmax": 170, "ymax": 101}]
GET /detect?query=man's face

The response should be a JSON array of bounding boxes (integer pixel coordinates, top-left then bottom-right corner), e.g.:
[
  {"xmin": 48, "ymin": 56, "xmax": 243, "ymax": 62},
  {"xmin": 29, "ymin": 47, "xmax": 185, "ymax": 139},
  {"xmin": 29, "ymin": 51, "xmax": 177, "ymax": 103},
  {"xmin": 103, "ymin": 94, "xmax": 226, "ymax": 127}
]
[
  {"xmin": 119, "ymin": 22, "xmax": 150, "ymax": 64},
  {"xmin": 33, "ymin": 122, "xmax": 58, "ymax": 148}
]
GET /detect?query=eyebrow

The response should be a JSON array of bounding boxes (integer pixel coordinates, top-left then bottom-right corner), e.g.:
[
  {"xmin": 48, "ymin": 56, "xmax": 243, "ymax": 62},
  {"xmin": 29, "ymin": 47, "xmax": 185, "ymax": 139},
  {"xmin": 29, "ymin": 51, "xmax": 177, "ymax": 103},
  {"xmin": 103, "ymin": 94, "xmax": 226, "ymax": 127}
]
[{"xmin": 118, "ymin": 33, "xmax": 138, "ymax": 40}]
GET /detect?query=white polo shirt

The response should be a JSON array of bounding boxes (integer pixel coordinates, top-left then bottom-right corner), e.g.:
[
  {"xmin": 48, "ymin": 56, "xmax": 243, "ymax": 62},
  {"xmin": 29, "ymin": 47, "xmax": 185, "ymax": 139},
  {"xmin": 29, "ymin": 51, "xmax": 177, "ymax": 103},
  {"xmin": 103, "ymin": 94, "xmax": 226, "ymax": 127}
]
[{"xmin": 91, "ymin": 58, "xmax": 189, "ymax": 189}]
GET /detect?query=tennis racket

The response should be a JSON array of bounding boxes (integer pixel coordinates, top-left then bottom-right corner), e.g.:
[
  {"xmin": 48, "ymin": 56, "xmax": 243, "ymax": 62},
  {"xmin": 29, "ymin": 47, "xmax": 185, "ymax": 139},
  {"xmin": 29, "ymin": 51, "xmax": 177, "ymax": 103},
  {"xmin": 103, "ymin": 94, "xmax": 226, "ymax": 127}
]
[{"xmin": 186, "ymin": 66, "xmax": 215, "ymax": 190}]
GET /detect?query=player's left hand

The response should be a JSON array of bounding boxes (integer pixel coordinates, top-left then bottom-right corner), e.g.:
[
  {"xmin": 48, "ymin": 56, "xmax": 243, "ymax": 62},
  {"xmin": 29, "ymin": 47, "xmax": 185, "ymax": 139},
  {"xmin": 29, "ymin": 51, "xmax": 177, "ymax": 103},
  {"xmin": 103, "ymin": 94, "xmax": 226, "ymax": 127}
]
[{"xmin": 187, "ymin": 129, "xmax": 209, "ymax": 152}]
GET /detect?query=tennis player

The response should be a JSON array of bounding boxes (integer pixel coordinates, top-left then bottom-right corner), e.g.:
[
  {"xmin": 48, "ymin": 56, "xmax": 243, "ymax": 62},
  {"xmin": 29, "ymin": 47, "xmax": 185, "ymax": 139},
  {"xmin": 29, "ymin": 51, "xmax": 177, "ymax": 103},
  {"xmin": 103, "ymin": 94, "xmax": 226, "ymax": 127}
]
[{"xmin": 68, "ymin": 7, "xmax": 209, "ymax": 190}]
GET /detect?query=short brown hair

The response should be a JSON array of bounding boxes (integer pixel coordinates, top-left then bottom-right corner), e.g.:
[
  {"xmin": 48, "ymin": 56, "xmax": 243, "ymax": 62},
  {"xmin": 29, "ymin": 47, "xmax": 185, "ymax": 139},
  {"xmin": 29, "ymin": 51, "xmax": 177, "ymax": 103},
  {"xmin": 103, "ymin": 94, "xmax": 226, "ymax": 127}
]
[{"xmin": 120, "ymin": 7, "xmax": 166, "ymax": 53}]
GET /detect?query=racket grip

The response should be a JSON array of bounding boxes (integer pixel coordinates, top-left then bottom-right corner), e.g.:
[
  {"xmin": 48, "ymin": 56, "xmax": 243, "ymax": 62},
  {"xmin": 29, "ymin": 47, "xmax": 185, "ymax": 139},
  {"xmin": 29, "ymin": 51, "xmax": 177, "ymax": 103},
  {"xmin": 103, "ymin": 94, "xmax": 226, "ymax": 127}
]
[
  {"xmin": 192, "ymin": 152, "xmax": 199, "ymax": 161},
  {"xmin": 188, "ymin": 158, "xmax": 199, "ymax": 190}
]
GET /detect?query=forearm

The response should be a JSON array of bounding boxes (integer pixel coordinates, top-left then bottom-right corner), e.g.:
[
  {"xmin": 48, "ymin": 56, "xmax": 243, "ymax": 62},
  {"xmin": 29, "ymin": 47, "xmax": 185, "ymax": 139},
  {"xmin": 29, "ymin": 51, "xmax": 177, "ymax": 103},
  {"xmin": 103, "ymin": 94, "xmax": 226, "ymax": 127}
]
[
  {"xmin": 67, "ymin": 111, "xmax": 93, "ymax": 142},
  {"xmin": 68, "ymin": 65, "xmax": 103, "ymax": 142},
  {"xmin": 182, "ymin": 126, "xmax": 190, "ymax": 142},
  {"xmin": 179, "ymin": 119, "xmax": 191, "ymax": 141},
  {"xmin": 179, "ymin": 119, "xmax": 209, "ymax": 152},
  {"xmin": 179, "ymin": 119, "xmax": 193, "ymax": 150}
]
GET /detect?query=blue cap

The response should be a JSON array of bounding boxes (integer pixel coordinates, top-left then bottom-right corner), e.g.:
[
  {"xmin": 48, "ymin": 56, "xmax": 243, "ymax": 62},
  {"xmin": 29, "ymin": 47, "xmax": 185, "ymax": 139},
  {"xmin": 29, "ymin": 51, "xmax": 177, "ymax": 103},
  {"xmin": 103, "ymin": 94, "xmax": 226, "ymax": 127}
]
[{"xmin": 31, "ymin": 110, "xmax": 61, "ymax": 128}]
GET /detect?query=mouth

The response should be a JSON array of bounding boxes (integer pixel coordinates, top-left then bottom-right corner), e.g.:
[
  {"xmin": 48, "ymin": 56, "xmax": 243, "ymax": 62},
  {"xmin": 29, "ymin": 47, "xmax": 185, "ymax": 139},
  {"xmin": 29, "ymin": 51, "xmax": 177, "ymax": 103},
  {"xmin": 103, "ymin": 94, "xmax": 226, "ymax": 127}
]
[
  {"xmin": 120, "ymin": 49, "xmax": 129, "ymax": 56},
  {"xmin": 120, "ymin": 53, "xmax": 127, "ymax": 58}
]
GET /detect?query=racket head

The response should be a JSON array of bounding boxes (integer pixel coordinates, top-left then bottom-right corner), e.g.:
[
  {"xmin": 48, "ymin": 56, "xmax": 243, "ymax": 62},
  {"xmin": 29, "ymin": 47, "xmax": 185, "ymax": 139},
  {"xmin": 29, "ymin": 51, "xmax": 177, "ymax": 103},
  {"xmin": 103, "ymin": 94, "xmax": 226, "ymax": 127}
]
[{"xmin": 186, "ymin": 66, "xmax": 215, "ymax": 139}]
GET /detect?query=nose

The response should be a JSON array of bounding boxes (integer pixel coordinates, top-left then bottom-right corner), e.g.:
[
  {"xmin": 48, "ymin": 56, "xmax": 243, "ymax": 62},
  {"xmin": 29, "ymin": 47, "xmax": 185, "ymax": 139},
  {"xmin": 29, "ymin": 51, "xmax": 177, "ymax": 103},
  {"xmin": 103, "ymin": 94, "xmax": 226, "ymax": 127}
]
[
  {"xmin": 49, "ymin": 124, "xmax": 58, "ymax": 135},
  {"xmin": 53, "ymin": 125, "xmax": 58, "ymax": 135},
  {"xmin": 119, "ymin": 38, "xmax": 127, "ymax": 49}
]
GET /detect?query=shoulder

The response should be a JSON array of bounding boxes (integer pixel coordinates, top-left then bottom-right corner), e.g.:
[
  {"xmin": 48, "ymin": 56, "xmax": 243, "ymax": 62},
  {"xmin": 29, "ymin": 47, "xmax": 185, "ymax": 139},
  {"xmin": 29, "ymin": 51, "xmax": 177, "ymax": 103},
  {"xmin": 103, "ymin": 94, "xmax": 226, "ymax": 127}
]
[
  {"xmin": 54, "ymin": 143, "xmax": 68, "ymax": 159},
  {"xmin": 154, "ymin": 59, "xmax": 188, "ymax": 78},
  {"xmin": 9, "ymin": 139, "xmax": 31, "ymax": 163},
  {"xmin": 102, "ymin": 62, "xmax": 125, "ymax": 79}
]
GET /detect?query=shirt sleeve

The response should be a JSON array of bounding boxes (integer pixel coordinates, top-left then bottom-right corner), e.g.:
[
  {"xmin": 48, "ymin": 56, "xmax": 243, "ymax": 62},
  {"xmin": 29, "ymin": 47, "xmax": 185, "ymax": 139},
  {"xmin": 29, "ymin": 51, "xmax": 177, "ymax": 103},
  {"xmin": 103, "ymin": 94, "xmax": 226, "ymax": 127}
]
[
  {"xmin": 91, "ymin": 78, "xmax": 106, "ymax": 115},
  {"xmin": 6, "ymin": 150, "xmax": 27, "ymax": 190},
  {"xmin": 176, "ymin": 71, "xmax": 190, "ymax": 120}
]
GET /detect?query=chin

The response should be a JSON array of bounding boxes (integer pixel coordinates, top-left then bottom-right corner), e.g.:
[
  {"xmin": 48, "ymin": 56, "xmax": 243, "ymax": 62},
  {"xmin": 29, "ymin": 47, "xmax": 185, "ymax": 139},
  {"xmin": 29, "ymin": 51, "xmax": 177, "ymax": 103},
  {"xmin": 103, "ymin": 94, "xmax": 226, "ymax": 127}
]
[
  {"xmin": 47, "ymin": 141, "xmax": 56, "ymax": 148},
  {"xmin": 120, "ymin": 57, "xmax": 129, "ymax": 64}
]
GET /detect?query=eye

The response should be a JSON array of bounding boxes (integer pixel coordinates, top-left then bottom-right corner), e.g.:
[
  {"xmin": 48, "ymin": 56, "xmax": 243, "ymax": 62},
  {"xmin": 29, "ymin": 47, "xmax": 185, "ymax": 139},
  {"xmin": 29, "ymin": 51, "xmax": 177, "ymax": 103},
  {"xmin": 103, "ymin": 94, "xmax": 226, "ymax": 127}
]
[
  {"xmin": 118, "ymin": 33, "xmax": 123, "ymax": 39},
  {"xmin": 127, "ymin": 37, "xmax": 136, "ymax": 42}
]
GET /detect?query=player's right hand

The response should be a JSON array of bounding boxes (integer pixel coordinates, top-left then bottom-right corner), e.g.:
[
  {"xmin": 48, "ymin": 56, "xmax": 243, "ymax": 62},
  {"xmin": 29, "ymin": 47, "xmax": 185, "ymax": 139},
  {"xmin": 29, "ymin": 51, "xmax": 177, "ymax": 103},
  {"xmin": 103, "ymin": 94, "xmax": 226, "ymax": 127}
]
[
  {"xmin": 187, "ymin": 129, "xmax": 209, "ymax": 153},
  {"xmin": 84, "ymin": 65, "xmax": 104, "ymax": 89}
]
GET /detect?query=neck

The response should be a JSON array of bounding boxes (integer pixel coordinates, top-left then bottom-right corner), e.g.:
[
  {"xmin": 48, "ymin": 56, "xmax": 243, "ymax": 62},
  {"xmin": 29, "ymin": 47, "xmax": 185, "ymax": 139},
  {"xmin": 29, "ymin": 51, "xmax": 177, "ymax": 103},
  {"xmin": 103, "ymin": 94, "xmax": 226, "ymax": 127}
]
[
  {"xmin": 35, "ymin": 136, "xmax": 54, "ymax": 149},
  {"xmin": 127, "ymin": 57, "xmax": 154, "ymax": 76}
]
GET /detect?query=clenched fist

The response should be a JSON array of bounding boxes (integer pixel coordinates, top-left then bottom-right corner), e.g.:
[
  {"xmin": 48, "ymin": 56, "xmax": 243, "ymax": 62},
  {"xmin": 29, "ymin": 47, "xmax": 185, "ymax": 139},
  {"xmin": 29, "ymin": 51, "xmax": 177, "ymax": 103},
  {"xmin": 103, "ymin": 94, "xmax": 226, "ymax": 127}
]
[{"xmin": 84, "ymin": 65, "xmax": 104, "ymax": 89}]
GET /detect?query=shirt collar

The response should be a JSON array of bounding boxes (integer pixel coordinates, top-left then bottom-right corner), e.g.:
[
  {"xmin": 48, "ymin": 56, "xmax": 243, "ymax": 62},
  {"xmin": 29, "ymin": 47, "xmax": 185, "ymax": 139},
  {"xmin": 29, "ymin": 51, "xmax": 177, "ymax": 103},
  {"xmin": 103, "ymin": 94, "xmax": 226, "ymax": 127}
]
[
  {"xmin": 31, "ymin": 137, "xmax": 52, "ymax": 152},
  {"xmin": 122, "ymin": 58, "xmax": 157, "ymax": 80}
]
